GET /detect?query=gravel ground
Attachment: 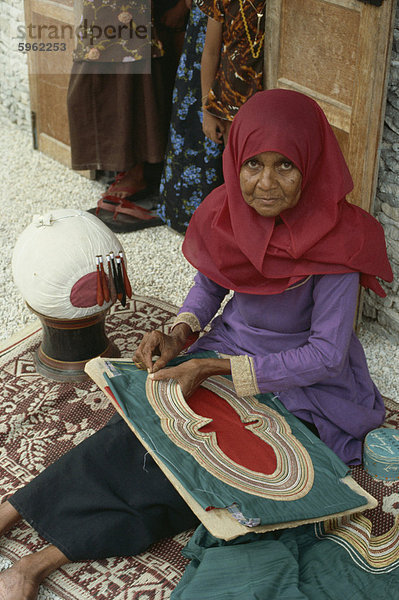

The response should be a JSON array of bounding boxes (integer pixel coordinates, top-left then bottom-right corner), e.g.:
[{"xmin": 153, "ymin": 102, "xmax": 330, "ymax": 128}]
[{"xmin": 1, "ymin": 113, "xmax": 398, "ymax": 401}]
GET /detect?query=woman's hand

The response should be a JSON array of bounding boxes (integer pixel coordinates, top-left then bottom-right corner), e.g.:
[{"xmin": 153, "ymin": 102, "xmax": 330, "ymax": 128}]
[
  {"xmin": 133, "ymin": 323, "xmax": 191, "ymax": 373},
  {"xmin": 150, "ymin": 359, "xmax": 207, "ymax": 398},
  {"xmin": 150, "ymin": 357, "xmax": 231, "ymax": 398},
  {"xmin": 202, "ymin": 111, "xmax": 224, "ymax": 144}
]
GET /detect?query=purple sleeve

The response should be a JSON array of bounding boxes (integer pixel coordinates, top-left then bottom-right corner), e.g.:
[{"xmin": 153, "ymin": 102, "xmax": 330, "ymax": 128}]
[
  {"xmin": 254, "ymin": 273, "xmax": 360, "ymax": 392},
  {"xmin": 178, "ymin": 271, "xmax": 229, "ymax": 329}
]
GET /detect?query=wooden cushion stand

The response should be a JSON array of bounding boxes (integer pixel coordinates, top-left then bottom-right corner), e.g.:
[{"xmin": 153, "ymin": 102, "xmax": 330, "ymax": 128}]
[{"xmin": 30, "ymin": 304, "xmax": 120, "ymax": 382}]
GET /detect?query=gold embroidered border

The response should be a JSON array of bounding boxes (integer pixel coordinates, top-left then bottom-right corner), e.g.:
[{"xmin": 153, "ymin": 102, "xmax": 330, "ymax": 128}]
[
  {"xmin": 146, "ymin": 375, "xmax": 314, "ymax": 500},
  {"xmin": 317, "ymin": 514, "xmax": 399, "ymax": 572},
  {"xmin": 230, "ymin": 355, "xmax": 260, "ymax": 397},
  {"xmin": 172, "ymin": 312, "xmax": 202, "ymax": 332}
]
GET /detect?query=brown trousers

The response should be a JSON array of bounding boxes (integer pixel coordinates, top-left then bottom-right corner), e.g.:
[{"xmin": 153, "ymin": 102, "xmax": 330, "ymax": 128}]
[{"xmin": 67, "ymin": 59, "xmax": 172, "ymax": 172}]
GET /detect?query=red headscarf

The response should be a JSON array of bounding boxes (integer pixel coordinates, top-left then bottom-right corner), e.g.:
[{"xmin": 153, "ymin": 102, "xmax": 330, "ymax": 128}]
[{"xmin": 182, "ymin": 89, "xmax": 392, "ymax": 296}]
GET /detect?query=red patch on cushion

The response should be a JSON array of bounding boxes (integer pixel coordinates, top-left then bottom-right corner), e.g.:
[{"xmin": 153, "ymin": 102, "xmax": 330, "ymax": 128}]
[
  {"xmin": 187, "ymin": 388, "xmax": 277, "ymax": 474},
  {"xmin": 70, "ymin": 272, "xmax": 100, "ymax": 307}
]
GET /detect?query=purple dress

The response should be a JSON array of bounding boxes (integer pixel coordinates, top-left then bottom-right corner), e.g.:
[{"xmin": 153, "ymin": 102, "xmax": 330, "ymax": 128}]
[{"xmin": 176, "ymin": 271, "xmax": 385, "ymax": 465}]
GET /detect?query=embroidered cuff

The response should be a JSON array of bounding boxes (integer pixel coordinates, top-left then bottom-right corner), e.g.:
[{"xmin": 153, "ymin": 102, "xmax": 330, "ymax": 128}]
[
  {"xmin": 171, "ymin": 312, "xmax": 202, "ymax": 333},
  {"xmin": 230, "ymin": 355, "xmax": 260, "ymax": 397}
]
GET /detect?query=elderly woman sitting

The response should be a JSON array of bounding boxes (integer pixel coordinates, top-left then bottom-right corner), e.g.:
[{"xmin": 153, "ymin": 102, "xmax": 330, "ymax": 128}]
[
  {"xmin": 137, "ymin": 89, "xmax": 392, "ymax": 466},
  {"xmin": 0, "ymin": 90, "xmax": 392, "ymax": 600}
]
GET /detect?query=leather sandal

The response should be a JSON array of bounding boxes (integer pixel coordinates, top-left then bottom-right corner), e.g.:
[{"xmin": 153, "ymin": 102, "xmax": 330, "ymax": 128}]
[
  {"xmin": 95, "ymin": 195, "xmax": 120, "ymax": 216},
  {"xmin": 112, "ymin": 198, "xmax": 155, "ymax": 221}
]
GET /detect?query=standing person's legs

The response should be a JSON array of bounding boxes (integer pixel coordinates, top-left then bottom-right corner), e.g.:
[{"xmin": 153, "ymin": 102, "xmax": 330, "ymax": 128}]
[{"xmin": 67, "ymin": 61, "xmax": 170, "ymax": 192}]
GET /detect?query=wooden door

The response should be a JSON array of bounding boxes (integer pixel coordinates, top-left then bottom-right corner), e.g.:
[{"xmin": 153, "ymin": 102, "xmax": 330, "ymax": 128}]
[
  {"xmin": 265, "ymin": 0, "xmax": 396, "ymax": 212},
  {"xmin": 23, "ymin": 0, "xmax": 75, "ymax": 167}
]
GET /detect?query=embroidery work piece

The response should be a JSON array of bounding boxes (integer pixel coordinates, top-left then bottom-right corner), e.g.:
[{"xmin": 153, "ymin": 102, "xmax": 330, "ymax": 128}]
[
  {"xmin": 103, "ymin": 352, "xmax": 375, "ymax": 531},
  {"xmin": 315, "ymin": 513, "xmax": 399, "ymax": 574},
  {"xmin": 171, "ymin": 517, "xmax": 399, "ymax": 600},
  {"xmin": 147, "ymin": 376, "xmax": 314, "ymax": 500}
]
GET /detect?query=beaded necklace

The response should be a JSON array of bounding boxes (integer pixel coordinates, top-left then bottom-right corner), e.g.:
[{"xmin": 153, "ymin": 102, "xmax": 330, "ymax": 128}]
[{"xmin": 238, "ymin": 0, "xmax": 266, "ymax": 59}]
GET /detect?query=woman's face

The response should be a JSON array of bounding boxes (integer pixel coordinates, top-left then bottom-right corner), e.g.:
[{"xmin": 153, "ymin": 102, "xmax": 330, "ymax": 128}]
[{"xmin": 239, "ymin": 151, "xmax": 302, "ymax": 217}]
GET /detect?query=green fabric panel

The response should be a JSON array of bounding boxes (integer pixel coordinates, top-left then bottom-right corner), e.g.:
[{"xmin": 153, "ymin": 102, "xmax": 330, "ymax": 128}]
[
  {"xmin": 105, "ymin": 352, "xmax": 368, "ymax": 526},
  {"xmin": 173, "ymin": 525, "xmax": 306, "ymax": 599},
  {"xmin": 173, "ymin": 541, "xmax": 307, "ymax": 599},
  {"xmin": 281, "ymin": 525, "xmax": 399, "ymax": 599},
  {"xmin": 172, "ymin": 524, "xmax": 399, "ymax": 600}
]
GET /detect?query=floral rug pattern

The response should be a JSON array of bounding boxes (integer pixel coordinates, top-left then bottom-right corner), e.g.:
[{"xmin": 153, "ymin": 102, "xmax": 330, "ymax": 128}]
[{"xmin": 0, "ymin": 296, "xmax": 192, "ymax": 600}]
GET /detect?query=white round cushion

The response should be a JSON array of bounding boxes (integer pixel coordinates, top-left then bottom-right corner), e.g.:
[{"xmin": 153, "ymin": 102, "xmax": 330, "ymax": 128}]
[{"xmin": 12, "ymin": 209, "xmax": 124, "ymax": 319}]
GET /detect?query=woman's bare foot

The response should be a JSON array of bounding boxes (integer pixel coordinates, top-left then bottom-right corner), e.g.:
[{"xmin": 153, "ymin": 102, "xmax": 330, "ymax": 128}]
[
  {"xmin": 0, "ymin": 564, "xmax": 39, "ymax": 600},
  {"xmin": 107, "ymin": 164, "xmax": 146, "ymax": 198},
  {"xmin": 0, "ymin": 546, "xmax": 69, "ymax": 600},
  {"xmin": 0, "ymin": 502, "xmax": 21, "ymax": 536}
]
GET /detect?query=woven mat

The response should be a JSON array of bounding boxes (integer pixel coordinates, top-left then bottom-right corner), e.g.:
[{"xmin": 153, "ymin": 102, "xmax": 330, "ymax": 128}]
[
  {"xmin": 0, "ymin": 296, "xmax": 192, "ymax": 600},
  {"xmin": 0, "ymin": 294, "xmax": 398, "ymax": 599}
]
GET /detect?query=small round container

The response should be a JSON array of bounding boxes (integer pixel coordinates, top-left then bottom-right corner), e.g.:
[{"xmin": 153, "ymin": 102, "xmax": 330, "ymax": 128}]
[{"xmin": 363, "ymin": 428, "xmax": 399, "ymax": 482}]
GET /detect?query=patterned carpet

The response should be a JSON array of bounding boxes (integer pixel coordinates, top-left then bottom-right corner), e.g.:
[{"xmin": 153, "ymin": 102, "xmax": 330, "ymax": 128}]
[
  {"xmin": 0, "ymin": 294, "xmax": 398, "ymax": 598},
  {"xmin": 0, "ymin": 296, "xmax": 192, "ymax": 600}
]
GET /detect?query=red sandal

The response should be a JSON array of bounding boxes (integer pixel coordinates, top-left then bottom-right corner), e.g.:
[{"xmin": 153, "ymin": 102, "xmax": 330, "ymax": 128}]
[
  {"xmin": 95, "ymin": 195, "xmax": 120, "ymax": 216},
  {"xmin": 113, "ymin": 198, "xmax": 155, "ymax": 221}
]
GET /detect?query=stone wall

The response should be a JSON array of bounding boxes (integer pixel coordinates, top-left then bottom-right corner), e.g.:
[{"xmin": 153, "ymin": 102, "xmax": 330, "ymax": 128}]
[
  {"xmin": 0, "ymin": 0, "xmax": 31, "ymax": 129},
  {"xmin": 363, "ymin": 5, "xmax": 399, "ymax": 342}
]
